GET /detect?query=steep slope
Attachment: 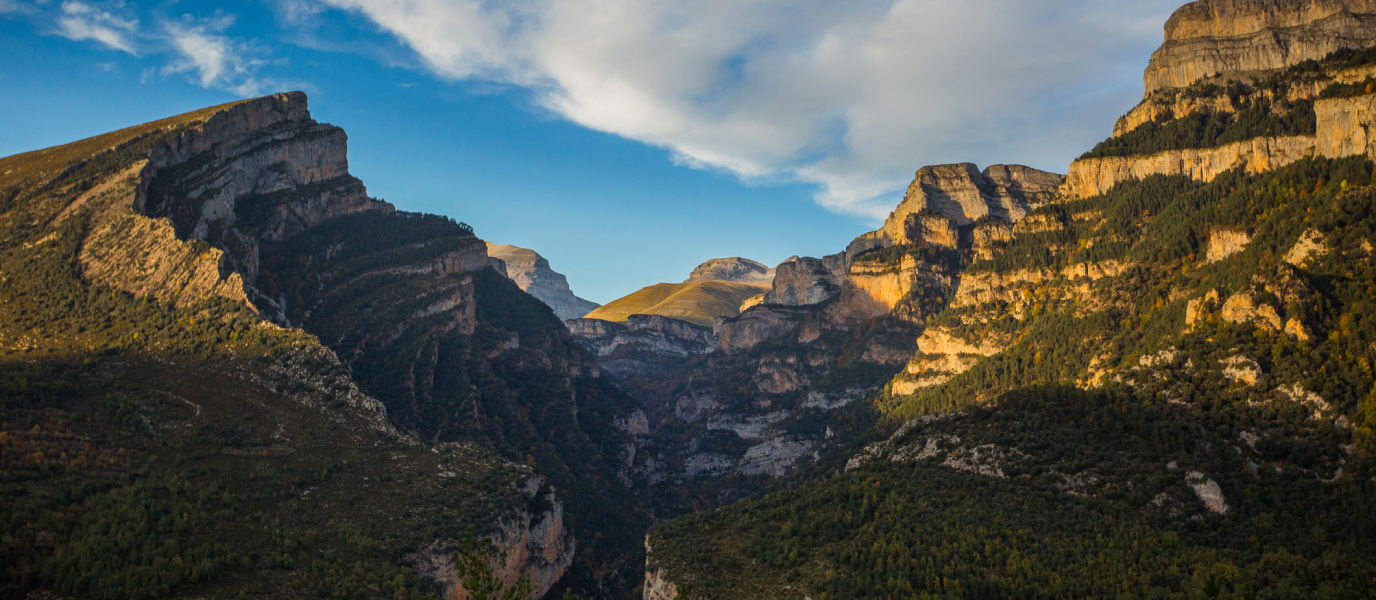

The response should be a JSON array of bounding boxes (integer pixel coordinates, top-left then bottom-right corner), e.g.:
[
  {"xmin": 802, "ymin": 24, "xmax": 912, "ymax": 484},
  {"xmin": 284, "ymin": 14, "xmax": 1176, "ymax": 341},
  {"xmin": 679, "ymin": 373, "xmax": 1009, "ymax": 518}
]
[
  {"xmin": 486, "ymin": 243, "xmax": 600, "ymax": 321},
  {"xmin": 582, "ymin": 280, "xmax": 769, "ymax": 327},
  {"xmin": 0, "ymin": 101, "xmax": 560, "ymax": 600},
  {"xmin": 0, "ymin": 93, "xmax": 649, "ymax": 599},
  {"xmin": 643, "ymin": 5, "xmax": 1376, "ymax": 596}
]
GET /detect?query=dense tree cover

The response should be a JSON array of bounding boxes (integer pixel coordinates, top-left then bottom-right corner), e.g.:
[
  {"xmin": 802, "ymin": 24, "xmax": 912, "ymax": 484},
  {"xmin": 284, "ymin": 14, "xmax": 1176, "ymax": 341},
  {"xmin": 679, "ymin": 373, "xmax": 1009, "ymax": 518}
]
[
  {"xmin": 1080, "ymin": 98, "xmax": 1315, "ymax": 160},
  {"xmin": 649, "ymin": 140, "xmax": 1376, "ymax": 597},
  {"xmin": 0, "ymin": 105, "xmax": 557, "ymax": 599},
  {"xmin": 650, "ymin": 387, "xmax": 1376, "ymax": 600}
]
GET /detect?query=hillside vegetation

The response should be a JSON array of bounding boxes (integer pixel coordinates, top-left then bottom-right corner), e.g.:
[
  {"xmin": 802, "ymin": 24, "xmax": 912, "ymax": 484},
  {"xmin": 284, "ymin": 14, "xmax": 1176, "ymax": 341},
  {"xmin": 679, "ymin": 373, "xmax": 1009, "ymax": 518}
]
[{"xmin": 0, "ymin": 110, "xmax": 536, "ymax": 599}]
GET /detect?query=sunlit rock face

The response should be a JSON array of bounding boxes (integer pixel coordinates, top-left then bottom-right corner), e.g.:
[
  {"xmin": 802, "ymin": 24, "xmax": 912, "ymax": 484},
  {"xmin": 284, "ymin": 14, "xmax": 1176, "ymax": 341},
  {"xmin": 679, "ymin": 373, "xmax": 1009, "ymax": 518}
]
[
  {"xmin": 1144, "ymin": 0, "xmax": 1376, "ymax": 94},
  {"xmin": 486, "ymin": 242, "xmax": 601, "ymax": 321}
]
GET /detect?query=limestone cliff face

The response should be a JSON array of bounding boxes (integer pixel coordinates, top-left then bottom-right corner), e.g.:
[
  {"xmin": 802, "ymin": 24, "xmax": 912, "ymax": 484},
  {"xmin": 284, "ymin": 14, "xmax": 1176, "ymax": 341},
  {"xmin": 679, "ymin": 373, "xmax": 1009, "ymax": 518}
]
[
  {"xmin": 486, "ymin": 243, "xmax": 600, "ymax": 321},
  {"xmin": 76, "ymin": 162, "xmax": 250, "ymax": 308},
  {"xmin": 686, "ymin": 257, "xmax": 775, "ymax": 285},
  {"xmin": 763, "ymin": 256, "xmax": 843, "ymax": 306},
  {"xmin": 1144, "ymin": 0, "xmax": 1376, "ymax": 93},
  {"xmin": 876, "ymin": 164, "xmax": 1065, "ymax": 244},
  {"xmin": 413, "ymin": 482, "xmax": 576, "ymax": 600},
  {"xmin": 136, "ymin": 92, "xmax": 388, "ymax": 295},
  {"xmin": 1066, "ymin": 93, "xmax": 1376, "ymax": 198},
  {"xmin": 1064, "ymin": 136, "xmax": 1316, "ymax": 198},
  {"xmin": 1315, "ymin": 92, "xmax": 1376, "ymax": 155},
  {"xmin": 565, "ymin": 314, "xmax": 716, "ymax": 381}
]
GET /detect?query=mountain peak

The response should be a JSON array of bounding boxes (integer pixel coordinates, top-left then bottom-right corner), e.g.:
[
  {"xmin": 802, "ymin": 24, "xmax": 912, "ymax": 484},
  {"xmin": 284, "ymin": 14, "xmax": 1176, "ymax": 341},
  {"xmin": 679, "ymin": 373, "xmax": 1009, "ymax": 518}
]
[
  {"xmin": 685, "ymin": 257, "xmax": 775, "ymax": 285},
  {"xmin": 485, "ymin": 242, "xmax": 600, "ymax": 320}
]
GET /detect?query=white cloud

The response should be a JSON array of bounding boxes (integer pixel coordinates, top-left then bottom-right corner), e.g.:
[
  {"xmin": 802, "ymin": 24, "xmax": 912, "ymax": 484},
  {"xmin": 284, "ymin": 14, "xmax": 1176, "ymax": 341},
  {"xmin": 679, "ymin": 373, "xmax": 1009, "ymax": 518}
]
[
  {"xmin": 320, "ymin": 0, "xmax": 1181, "ymax": 218},
  {"xmin": 161, "ymin": 14, "xmax": 283, "ymax": 96},
  {"xmin": 56, "ymin": 1, "xmax": 138, "ymax": 53}
]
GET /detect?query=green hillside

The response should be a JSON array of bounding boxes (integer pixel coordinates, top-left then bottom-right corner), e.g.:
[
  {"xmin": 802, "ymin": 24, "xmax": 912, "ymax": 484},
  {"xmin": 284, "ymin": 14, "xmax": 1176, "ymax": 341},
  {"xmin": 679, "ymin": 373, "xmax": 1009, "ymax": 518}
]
[
  {"xmin": 646, "ymin": 107, "xmax": 1376, "ymax": 598},
  {"xmin": 583, "ymin": 281, "xmax": 769, "ymax": 326},
  {"xmin": 0, "ymin": 94, "xmax": 649, "ymax": 599}
]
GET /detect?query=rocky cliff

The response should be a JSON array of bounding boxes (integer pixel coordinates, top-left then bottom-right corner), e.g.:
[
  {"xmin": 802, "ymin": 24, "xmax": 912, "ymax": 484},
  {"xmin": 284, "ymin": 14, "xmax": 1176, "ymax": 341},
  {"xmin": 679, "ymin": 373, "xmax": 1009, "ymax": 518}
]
[
  {"xmin": 486, "ymin": 243, "xmax": 600, "ymax": 321},
  {"xmin": 1068, "ymin": 92, "xmax": 1376, "ymax": 197},
  {"xmin": 685, "ymin": 257, "xmax": 775, "ymax": 285},
  {"xmin": 11, "ymin": 91, "xmax": 660, "ymax": 598},
  {"xmin": 566, "ymin": 314, "xmax": 716, "ymax": 384},
  {"xmin": 0, "ymin": 93, "xmax": 606, "ymax": 599},
  {"xmin": 1144, "ymin": 0, "xmax": 1376, "ymax": 93}
]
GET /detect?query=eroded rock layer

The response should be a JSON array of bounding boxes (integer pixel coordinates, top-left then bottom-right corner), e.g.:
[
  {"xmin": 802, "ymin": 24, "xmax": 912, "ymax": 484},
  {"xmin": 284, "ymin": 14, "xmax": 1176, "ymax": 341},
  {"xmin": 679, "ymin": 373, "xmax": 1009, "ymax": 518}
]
[{"xmin": 1145, "ymin": 0, "xmax": 1376, "ymax": 93}]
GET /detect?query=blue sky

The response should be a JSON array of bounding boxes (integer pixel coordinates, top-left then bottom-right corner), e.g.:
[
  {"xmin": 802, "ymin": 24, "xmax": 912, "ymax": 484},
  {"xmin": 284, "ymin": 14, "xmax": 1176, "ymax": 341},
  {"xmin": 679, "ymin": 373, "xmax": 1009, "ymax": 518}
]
[{"xmin": 1, "ymin": 0, "xmax": 1181, "ymax": 304}]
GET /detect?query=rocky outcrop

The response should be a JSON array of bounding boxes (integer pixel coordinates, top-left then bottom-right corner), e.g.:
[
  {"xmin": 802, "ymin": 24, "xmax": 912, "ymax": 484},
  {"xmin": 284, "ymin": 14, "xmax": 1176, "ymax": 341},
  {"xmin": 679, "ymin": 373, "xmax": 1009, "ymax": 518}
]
[
  {"xmin": 643, "ymin": 567, "xmax": 679, "ymax": 600},
  {"xmin": 763, "ymin": 256, "xmax": 843, "ymax": 306},
  {"xmin": 868, "ymin": 164, "xmax": 1064, "ymax": 248},
  {"xmin": 414, "ymin": 482, "xmax": 576, "ymax": 599},
  {"xmin": 713, "ymin": 305, "xmax": 810, "ymax": 353},
  {"xmin": 565, "ymin": 314, "xmax": 715, "ymax": 381},
  {"xmin": 1221, "ymin": 292, "xmax": 1284, "ymax": 330},
  {"xmin": 1206, "ymin": 229, "xmax": 1253, "ymax": 262},
  {"xmin": 1285, "ymin": 228, "xmax": 1329, "ymax": 265},
  {"xmin": 1144, "ymin": 0, "xmax": 1376, "ymax": 94},
  {"xmin": 1063, "ymin": 136, "xmax": 1315, "ymax": 198},
  {"xmin": 78, "ymin": 163, "xmax": 251, "ymax": 308},
  {"xmin": 1315, "ymin": 91, "xmax": 1376, "ymax": 156},
  {"xmin": 686, "ymin": 257, "xmax": 775, "ymax": 285},
  {"xmin": 135, "ymin": 91, "xmax": 390, "ymax": 306},
  {"xmin": 1115, "ymin": 82, "xmax": 1330, "ymax": 138},
  {"xmin": 486, "ymin": 243, "xmax": 600, "ymax": 321}
]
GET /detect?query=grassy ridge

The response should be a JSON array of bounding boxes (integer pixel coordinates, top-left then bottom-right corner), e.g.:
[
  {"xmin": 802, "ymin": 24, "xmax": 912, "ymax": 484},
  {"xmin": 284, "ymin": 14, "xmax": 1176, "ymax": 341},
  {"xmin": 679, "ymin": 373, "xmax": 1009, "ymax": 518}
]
[{"xmin": 583, "ymin": 280, "xmax": 769, "ymax": 326}]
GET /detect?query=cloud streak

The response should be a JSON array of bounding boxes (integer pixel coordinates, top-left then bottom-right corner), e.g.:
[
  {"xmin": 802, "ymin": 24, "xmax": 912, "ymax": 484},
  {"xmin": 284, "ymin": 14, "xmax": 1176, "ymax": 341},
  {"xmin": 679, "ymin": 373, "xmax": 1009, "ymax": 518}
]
[
  {"xmin": 316, "ymin": 0, "xmax": 1182, "ymax": 218},
  {"xmin": 56, "ymin": 1, "xmax": 139, "ymax": 53},
  {"xmin": 161, "ymin": 14, "xmax": 278, "ymax": 96}
]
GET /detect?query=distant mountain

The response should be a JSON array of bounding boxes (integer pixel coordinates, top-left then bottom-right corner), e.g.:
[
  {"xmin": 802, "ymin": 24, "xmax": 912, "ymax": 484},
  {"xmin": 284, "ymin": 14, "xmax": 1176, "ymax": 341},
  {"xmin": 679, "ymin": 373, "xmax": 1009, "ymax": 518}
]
[
  {"xmin": 581, "ymin": 280, "xmax": 768, "ymax": 327},
  {"xmin": 486, "ymin": 242, "xmax": 600, "ymax": 320},
  {"xmin": 685, "ymin": 257, "xmax": 775, "ymax": 284},
  {"xmin": 579, "ymin": 257, "xmax": 776, "ymax": 327}
]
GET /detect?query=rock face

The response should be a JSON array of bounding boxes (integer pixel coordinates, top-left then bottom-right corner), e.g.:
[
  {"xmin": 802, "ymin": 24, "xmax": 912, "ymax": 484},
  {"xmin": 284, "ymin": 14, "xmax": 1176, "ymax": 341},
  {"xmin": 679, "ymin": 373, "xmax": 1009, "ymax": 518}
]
[
  {"xmin": 135, "ymin": 91, "xmax": 392, "ymax": 318},
  {"xmin": 1144, "ymin": 0, "xmax": 1376, "ymax": 94},
  {"xmin": 565, "ymin": 315, "xmax": 716, "ymax": 381},
  {"xmin": 109, "ymin": 92, "xmax": 656, "ymax": 596},
  {"xmin": 686, "ymin": 257, "xmax": 775, "ymax": 285},
  {"xmin": 872, "ymin": 164, "xmax": 1064, "ymax": 245},
  {"xmin": 486, "ymin": 243, "xmax": 600, "ymax": 321},
  {"xmin": 414, "ymin": 484, "xmax": 576, "ymax": 599},
  {"xmin": 763, "ymin": 256, "xmax": 843, "ymax": 306},
  {"xmin": 1315, "ymin": 92, "xmax": 1376, "ymax": 156},
  {"xmin": 1064, "ymin": 136, "xmax": 1316, "ymax": 198}
]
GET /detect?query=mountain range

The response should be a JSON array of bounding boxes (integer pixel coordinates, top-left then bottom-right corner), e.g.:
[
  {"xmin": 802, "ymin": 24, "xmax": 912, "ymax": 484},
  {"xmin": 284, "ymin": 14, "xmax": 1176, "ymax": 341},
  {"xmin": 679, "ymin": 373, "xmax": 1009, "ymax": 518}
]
[{"xmin": 4, "ymin": 0, "xmax": 1376, "ymax": 599}]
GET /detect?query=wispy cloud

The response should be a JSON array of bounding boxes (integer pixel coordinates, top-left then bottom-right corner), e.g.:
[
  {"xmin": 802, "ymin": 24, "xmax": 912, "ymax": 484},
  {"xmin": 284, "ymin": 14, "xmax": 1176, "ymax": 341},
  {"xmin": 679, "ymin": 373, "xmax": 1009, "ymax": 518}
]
[
  {"xmin": 317, "ymin": 0, "xmax": 1182, "ymax": 219},
  {"xmin": 55, "ymin": 1, "xmax": 138, "ymax": 53}
]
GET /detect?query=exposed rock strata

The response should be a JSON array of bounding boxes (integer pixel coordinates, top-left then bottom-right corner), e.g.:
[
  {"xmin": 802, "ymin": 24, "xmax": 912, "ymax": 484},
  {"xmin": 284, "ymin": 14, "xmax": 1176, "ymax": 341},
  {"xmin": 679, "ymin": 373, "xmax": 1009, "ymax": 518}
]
[
  {"xmin": 1144, "ymin": 0, "xmax": 1376, "ymax": 94},
  {"xmin": 486, "ymin": 243, "xmax": 600, "ymax": 321},
  {"xmin": 565, "ymin": 315, "xmax": 715, "ymax": 381},
  {"xmin": 686, "ymin": 257, "xmax": 775, "ymax": 285},
  {"xmin": 1064, "ymin": 136, "xmax": 1315, "ymax": 198},
  {"xmin": 867, "ymin": 164, "xmax": 1064, "ymax": 249},
  {"xmin": 135, "ymin": 91, "xmax": 391, "ymax": 314}
]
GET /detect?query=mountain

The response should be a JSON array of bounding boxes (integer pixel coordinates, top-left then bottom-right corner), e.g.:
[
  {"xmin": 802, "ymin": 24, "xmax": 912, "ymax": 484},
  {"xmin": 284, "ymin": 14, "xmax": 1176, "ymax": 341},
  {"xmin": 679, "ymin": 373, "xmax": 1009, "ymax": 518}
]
[
  {"xmin": 641, "ymin": 1, "xmax": 1376, "ymax": 597},
  {"xmin": 0, "ymin": 92, "xmax": 649, "ymax": 599},
  {"xmin": 685, "ymin": 257, "xmax": 775, "ymax": 285},
  {"xmin": 486, "ymin": 242, "xmax": 601, "ymax": 321},
  {"xmin": 1144, "ymin": 0, "xmax": 1376, "ymax": 93},
  {"xmin": 580, "ymin": 258, "xmax": 780, "ymax": 328}
]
